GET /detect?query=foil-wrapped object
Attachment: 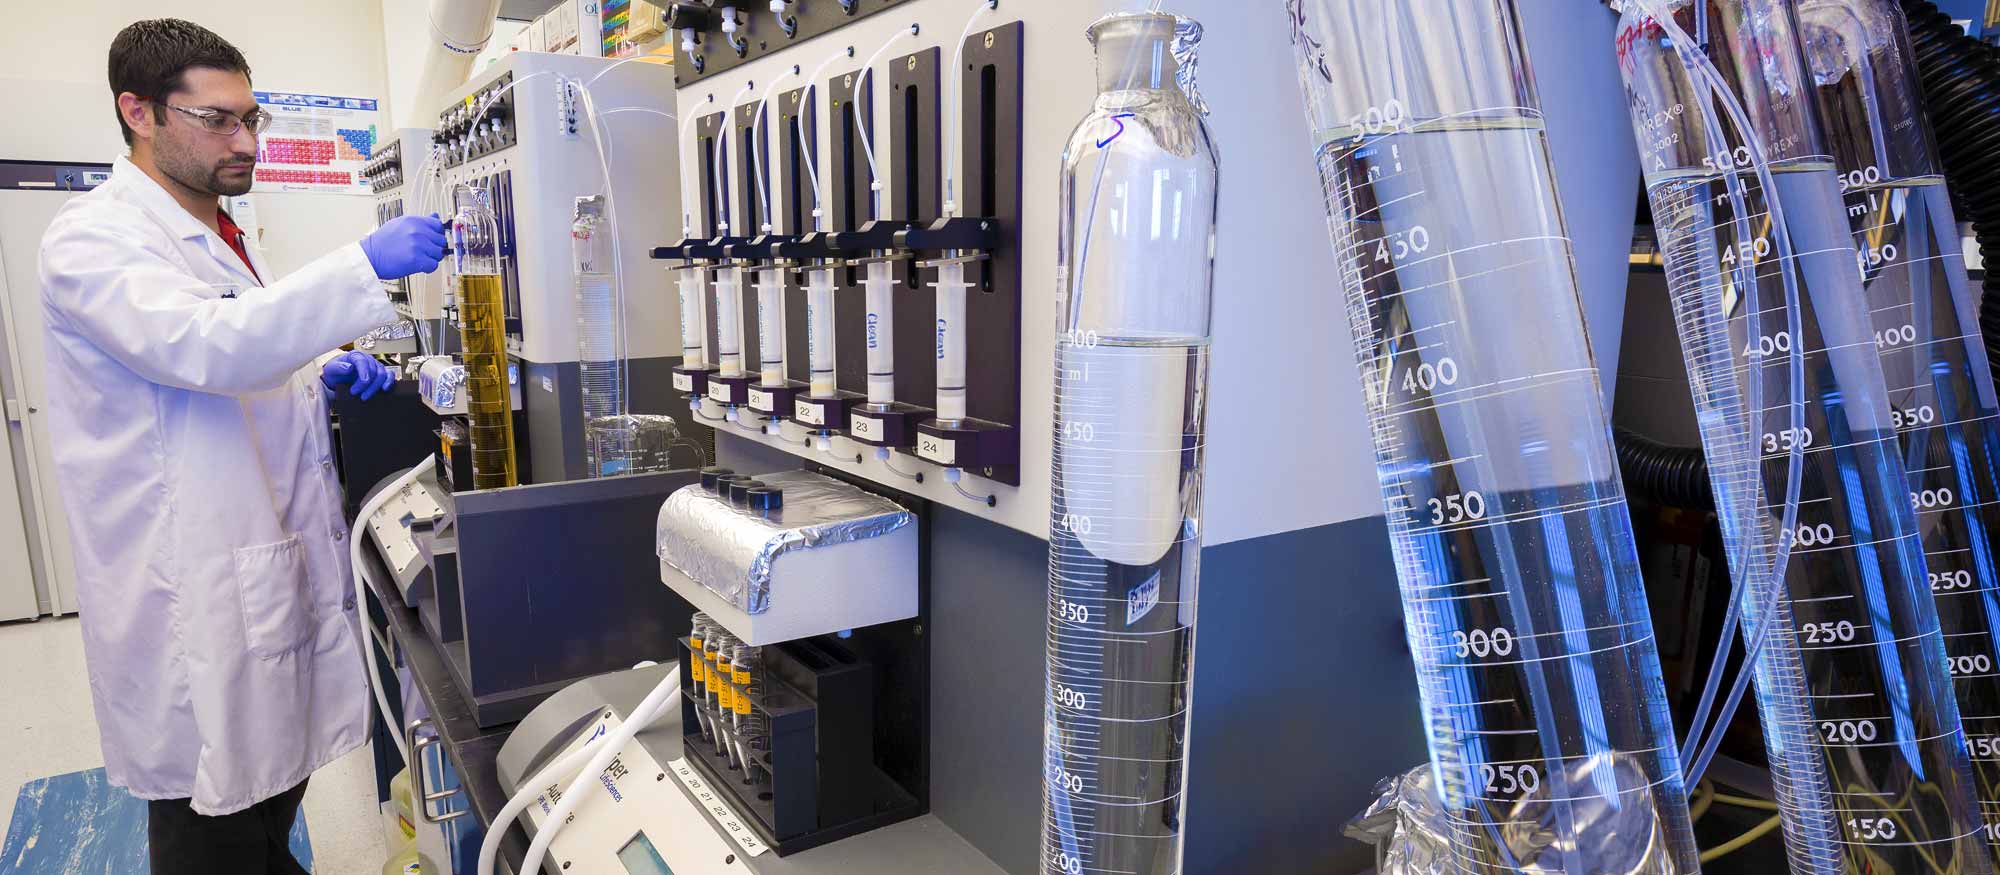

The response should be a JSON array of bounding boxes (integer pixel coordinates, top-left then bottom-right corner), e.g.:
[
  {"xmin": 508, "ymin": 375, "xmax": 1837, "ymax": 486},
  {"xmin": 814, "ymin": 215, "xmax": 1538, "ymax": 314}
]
[
  {"xmin": 656, "ymin": 470, "xmax": 912, "ymax": 614},
  {"xmin": 1173, "ymin": 16, "xmax": 1209, "ymax": 116},
  {"xmin": 354, "ymin": 319, "xmax": 418, "ymax": 350},
  {"xmin": 1355, "ymin": 756, "xmax": 1688, "ymax": 874}
]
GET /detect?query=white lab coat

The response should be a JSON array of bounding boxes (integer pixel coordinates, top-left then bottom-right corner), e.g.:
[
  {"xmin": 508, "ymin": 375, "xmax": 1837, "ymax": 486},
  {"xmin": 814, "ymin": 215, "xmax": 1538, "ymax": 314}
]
[{"xmin": 38, "ymin": 157, "xmax": 397, "ymax": 815}]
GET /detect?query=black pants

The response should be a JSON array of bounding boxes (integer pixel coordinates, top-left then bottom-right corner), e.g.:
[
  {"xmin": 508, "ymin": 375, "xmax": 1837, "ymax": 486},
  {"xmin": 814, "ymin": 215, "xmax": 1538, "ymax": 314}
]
[{"xmin": 147, "ymin": 779, "xmax": 311, "ymax": 875}]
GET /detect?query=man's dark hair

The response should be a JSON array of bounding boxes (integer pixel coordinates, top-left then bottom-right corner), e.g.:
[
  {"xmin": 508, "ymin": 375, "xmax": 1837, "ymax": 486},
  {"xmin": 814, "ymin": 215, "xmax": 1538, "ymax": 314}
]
[{"xmin": 107, "ymin": 19, "xmax": 252, "ymax": 146}]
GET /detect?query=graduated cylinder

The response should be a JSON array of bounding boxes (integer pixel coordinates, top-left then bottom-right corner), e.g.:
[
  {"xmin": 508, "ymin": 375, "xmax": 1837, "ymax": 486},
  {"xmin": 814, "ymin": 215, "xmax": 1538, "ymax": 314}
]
[
  {"xmin": 451, "ymin": 183, "xmax": 517, "ymax": 490},
  {"xmin": 1044, "ymin": 13, "xmax": 1216, "ymax": 875},
  {"xmin": 1291, "ymin": 1, "xmax": 1698, "ymax": 871}
]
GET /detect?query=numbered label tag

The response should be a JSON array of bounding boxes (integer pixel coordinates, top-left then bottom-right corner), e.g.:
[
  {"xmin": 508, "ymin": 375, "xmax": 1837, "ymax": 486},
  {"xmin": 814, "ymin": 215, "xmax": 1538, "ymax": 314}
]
[
  {"xmin": 918, "ymin": 434, "xmax": 956, "ymax": 465},
  {"xmin": 748, "ymin": 388, "xmax": 773, "ymax": 412},
  {"xmin": 796, "ymin": 400, "xmax": 825, "ymax": 426},
  {"xmin": 668, "ymin": 759, "xmax": 769, "ymax": 857},
  {"xmin": 707, "ymin": 381, "xmax": 731, "ymax": 404},
  {"xmin": 672, "ymin": 372, "xmax": 694, "ymax": 392},
  {"xmin": 850, "ymin": 414, "xmax": 883, "ymax": 442}
]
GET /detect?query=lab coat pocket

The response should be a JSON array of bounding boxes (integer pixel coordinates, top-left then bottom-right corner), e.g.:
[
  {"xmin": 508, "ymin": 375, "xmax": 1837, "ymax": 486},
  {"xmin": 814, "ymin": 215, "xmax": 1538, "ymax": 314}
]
[{"xmin": 231, "ymin": 534, "xmax": 315, "ymax": 658}]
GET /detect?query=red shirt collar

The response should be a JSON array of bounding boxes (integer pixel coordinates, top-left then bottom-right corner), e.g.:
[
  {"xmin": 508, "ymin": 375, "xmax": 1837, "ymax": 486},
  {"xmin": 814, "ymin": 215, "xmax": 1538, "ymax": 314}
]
[{"xmin": 214, "ymin": 207, "xmax": 261, "ymax": 283}]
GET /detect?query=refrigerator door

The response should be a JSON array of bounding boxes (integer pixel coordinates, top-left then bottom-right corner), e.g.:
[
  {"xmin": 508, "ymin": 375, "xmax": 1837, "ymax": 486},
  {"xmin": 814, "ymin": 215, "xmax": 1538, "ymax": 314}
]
[{"xmin": 0, "ymin": 188, "xmax": 82, "ymax": 617}]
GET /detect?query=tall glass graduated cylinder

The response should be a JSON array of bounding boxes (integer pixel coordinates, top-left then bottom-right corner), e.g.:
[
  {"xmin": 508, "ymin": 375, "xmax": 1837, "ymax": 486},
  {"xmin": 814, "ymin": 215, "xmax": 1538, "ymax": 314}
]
[
  {"xmin": 1044, "ymin": 13, "xmax": 1216, "ymax": 875},
  {"xmin": 1797, "ymin": 0, "xmax": 2000, "ymax": 861},
  {"xmin": 1289, "ymin": 1, "xmax": 1698, "ymax": 872},
  {"xmin": 1616, "ymin": 0, "xmax": 1988, "ymax": 870},
  {"xmin": 451, "ymin": 183, "xmax": 518, "ymax": 490}
]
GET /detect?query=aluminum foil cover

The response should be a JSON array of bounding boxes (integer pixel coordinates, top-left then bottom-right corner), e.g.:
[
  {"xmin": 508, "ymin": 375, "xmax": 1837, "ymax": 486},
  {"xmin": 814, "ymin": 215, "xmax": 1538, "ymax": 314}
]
[
  {"xmin": 1354, "ymin": 757, "xmax": 1685, "ymax": 874},
  {"xmin": 656, "ymin": 470, "xmax": 912, "ymax": 614}
]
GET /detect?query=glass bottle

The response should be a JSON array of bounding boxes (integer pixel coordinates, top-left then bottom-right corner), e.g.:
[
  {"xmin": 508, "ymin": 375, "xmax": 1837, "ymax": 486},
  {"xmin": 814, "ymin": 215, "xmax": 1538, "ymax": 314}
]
[{"xmin": 1044, "ymin": 13, "xmax": 1216, "ymax": 875}]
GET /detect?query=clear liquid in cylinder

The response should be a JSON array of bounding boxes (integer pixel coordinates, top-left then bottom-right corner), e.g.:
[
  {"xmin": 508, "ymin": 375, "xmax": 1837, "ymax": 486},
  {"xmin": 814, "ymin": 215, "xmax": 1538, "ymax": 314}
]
[
  {"xmin": 1647, "ymin": 160, "xmax": 1986, "ymax": 873},
  {"xmin": 1324, "ymin": 119, "xmax": 1696, "ymax": 875},
  {"xmin": 1849, "ymin": 177, "xmax": 2000, "ymax": 853},
  {"xmin": 1045, "ymin": 337, "xmax": 1204, "ymax": 875},
  {"xmin": 458, "ymin": 273, "xmax": 518, "ymax": 490}
]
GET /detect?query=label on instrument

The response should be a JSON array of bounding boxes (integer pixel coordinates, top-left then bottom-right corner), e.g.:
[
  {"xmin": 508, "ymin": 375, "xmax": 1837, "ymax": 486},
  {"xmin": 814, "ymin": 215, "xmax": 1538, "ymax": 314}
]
[
  {"xmin": 669, "ymin": 759, "xmax": 770, "ymax": 856},
  {"xmin": 715, "ymin": 680, "xmax": 733, "ymax": 712},
  {"xmin": 748, "ymin": 388, "xmax": 773, "ymax": 412},
  {"xmin": 795, "ymin": 401, "xmax": 825, "ymax": 426},
  {"xmin": 1127, "ymin": 571, "xmax": 1162, "ymax": 626},
  {"xmin": 850, "ymin": 414, "xmax": 882, "ymax": 442},
  {"xmin": 673, "ymin": 372, "xmax": 694, "ymax": 392},
  {"xmin": 707, "ymin": 381, "xmax": 731, "ymax": 404},
  {"xmin": 917, "ymin": 434, "xmax": 955, "ymax": 465}
]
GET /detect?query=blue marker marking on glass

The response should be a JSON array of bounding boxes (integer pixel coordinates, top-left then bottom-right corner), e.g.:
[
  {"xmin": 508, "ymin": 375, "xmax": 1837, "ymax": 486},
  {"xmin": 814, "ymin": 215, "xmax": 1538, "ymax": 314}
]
[{"xmin": 1096, "ymin": 113, "xmax": 1137, "ymax": 149}]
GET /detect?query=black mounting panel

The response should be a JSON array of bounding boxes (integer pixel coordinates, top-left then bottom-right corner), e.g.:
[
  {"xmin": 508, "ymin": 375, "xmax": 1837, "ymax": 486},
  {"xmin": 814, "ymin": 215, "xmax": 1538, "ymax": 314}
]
[
  {"xmin": 734, "ymin": 98, "xmax": 771, "ymax": 237},
  {"xmin": 827, "ymin": 69, "xmax": 875, "ymax": 242},
  {"xmin": 955, "ymin": 21, "xmax": 1024, "ymax": 485},
  {"xmin": 779, "ymin": 85, "xmax": 817, "ymax": 386},
  {"xmin": 828, "ymin": 69, "xmax": 877, "ymax": 396},
  {"xmin": 696, "ymin": 110, "xmax": 732, "ymax": 238},
  {"xmin": 777, "ymin": 85, "xmax": 817, "ymax": 238},
  {"xmin": 695, "ymin": 110, "xmax": 732, "ymax": 367},
  {"xmin": 887, "ymin": 45, "xmax": 942, "ymax": 418},
  {"xmin": 673, "ymin": 0, "xmax": 919, "ymax": 88}
]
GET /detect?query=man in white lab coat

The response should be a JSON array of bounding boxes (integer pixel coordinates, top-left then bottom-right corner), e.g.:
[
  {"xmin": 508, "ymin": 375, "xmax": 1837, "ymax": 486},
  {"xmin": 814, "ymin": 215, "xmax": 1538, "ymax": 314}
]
[{"xmin": 37, "ymin": 19, "xmax": 446, "ymax": 874}]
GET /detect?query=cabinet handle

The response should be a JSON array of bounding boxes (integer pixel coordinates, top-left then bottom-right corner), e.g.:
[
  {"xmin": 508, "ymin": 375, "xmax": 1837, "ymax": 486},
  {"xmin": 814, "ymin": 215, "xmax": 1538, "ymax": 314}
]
[{"xmin": 406, "ymin": 718, "xmax": 468, "ymax": 824}]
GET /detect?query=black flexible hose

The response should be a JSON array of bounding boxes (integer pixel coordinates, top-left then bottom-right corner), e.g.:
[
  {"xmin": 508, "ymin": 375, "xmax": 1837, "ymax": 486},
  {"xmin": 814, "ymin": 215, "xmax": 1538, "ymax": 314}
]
[
  {"xmin": 1615, "ymin": 427, "xmax": 1714, "ymax": 509},
  {"xmin": 1898, "ymin": 2, "xmax": 2000, "ymax": 388}
]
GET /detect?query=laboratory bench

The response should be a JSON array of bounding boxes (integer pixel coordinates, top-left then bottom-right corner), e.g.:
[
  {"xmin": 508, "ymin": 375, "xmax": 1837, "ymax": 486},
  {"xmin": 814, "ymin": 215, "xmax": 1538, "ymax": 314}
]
[{"xmin": 359, "ymin": 541, "xmax": 532, "ymax": 875}]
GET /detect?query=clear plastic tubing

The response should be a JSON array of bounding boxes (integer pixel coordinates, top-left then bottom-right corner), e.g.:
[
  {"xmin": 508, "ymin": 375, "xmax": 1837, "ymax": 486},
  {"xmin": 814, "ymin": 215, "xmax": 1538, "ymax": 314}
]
[
  {"xmin": 1290, "ymin": 2, "xmax": 1697, "ymax": 872},
  {"xmin": 754, "ymin": 266, "xmax": 788, "ymax": 387},
  {"xmin": 934, "ymin": 263, "xmax": 969, "ymax": 423},
  {"xmin": 1044, "ymin": 14, "xmax": 1215, "ymax": 875},
  {"xmin": 573, "ymin": 195, "xmax": 627, "ymax": 477},
  {"xmin": 1617, "ymin": 1, "xmax": 1989, "ymax": 871},
  {"xmin": 805, "ymin": 267, "xmax": 838, "ymax": 398},
  {"xmin": 1799, "ymin": 0, "xmax": 2000, "ymax": 857},
  {"xmin": 863, "ymin": 260, "xmax": 896, "ymax": 406}
]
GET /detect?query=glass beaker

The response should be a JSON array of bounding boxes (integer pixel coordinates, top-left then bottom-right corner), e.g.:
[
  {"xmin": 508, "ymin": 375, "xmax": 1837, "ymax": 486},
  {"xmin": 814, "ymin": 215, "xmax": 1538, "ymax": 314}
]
[
  {"xmin": 1289, "ymin": 1, "xmax": 1699, "ymax": 872},
  {"xmin": 1044, "ymin": 13, "xmax": 1217, "ymax": 875}
]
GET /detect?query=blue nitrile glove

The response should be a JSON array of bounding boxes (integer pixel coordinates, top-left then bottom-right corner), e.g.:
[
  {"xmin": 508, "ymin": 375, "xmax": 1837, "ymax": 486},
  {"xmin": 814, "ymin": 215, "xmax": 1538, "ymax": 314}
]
[
  {"xmin": 359, "ymin": 214, "xmax": 448, "ymax": 280},
  {"xmin": 321, "ymin": 351, "xmax": 395, "ymax": 401}
]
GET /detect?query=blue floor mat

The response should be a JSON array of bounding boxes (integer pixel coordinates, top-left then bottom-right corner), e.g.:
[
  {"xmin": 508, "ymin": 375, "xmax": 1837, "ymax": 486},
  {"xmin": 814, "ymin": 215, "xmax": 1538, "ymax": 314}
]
[{"xmin": 0, "ymin": 769, "xmax": 313, "ymax": 874}]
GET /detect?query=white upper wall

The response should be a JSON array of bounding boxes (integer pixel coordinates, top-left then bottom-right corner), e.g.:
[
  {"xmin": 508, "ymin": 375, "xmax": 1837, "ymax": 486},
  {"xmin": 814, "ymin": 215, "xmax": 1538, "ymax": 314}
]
[{"xmin": 0, "ymin": 1, "xmax": 391, "ymax": 276}]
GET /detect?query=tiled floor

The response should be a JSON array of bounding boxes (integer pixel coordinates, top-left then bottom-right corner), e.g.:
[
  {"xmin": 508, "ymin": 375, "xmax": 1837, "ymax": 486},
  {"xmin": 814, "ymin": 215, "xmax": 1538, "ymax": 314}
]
[{"xmin": 0, "ymin": 616, "xmax": 387, "ymax": 874}]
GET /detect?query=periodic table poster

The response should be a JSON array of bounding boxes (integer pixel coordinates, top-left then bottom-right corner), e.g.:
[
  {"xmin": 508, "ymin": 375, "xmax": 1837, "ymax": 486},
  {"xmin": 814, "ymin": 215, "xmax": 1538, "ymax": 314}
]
[{"xmin": 251, "ymin": 90, "xmax": 381, "ymax": 195}]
